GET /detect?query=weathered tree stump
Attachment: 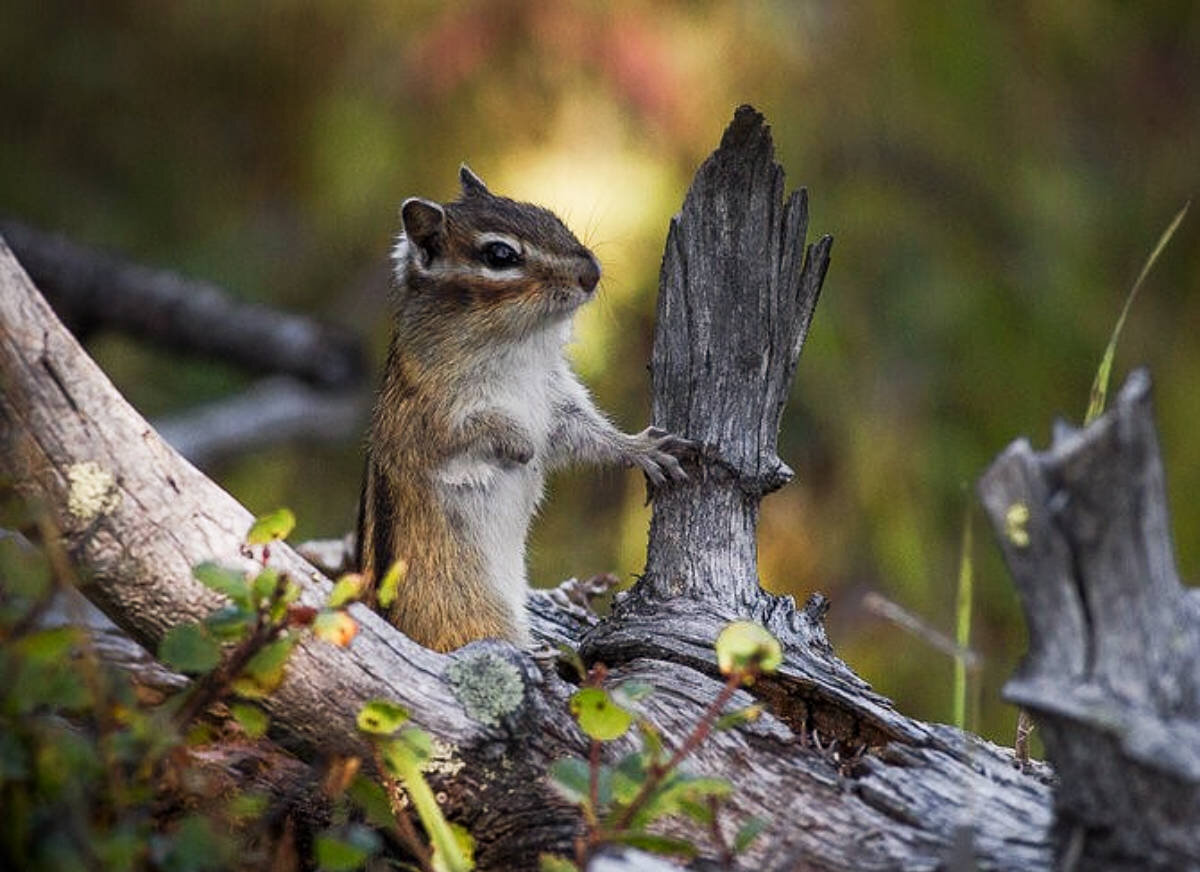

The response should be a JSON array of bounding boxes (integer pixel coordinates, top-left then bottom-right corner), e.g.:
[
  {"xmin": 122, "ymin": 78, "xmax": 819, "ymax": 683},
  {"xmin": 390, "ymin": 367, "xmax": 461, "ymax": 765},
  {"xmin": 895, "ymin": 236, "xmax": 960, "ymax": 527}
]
[{"xmin": 979, "ymin": 370, "xmax": 1200, "ymax": 870}]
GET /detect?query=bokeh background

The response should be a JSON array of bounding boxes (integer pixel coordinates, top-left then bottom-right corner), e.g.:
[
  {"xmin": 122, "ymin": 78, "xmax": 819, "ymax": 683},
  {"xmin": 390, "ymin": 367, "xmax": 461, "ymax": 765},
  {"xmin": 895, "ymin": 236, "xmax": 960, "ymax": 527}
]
[{"xmin": 3, "ymin": 1, "xmax": 1197, "ymax": 745}]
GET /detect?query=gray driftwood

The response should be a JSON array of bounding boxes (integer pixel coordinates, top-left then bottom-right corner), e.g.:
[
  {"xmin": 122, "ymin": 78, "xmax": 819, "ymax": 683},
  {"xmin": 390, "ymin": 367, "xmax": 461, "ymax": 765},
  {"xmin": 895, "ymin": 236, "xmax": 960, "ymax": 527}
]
[
  {"xmin": 17, "ymin": 104, "xmax": 1191, "ymax": 869},
  {"xmin": 0, "ymin": 218, "xmax": 365, "ymax": 389},
  {"xmin": 1, "ymin": 219, "xmax": 369, "ymax": 468},
  {"xmin": 150, "ymin": 375, "xmax": 368, "ymax": 467},
  {"xmin": 978, "ymin": 370, "xmax": 1200, "ymax": 870}
]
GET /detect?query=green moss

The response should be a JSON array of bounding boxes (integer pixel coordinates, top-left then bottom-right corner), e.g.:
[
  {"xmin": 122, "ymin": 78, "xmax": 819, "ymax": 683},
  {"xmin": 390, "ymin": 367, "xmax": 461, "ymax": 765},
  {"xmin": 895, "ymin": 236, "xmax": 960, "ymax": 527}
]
[{"xmin": 446, "ymin": 654, "xmax": 524, "ymax": 727}]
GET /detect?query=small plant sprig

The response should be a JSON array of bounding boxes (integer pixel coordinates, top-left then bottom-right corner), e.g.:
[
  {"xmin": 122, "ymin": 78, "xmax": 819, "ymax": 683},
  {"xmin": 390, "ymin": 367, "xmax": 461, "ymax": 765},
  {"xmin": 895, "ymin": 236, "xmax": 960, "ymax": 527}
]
[
  {"xmin": 543, "ymin": 620, "xmax": 780, "ymax": 870},
  {"xmin": 160, "ymin": 510, "xmax": 454, "ymax": 871},
  {"xmin": 354, "ymin": 700, "xmax": 474, "ymax": 872},
  {"xmin": 158, "ymin": 508, "xmax": 362, "ymax": 734},
  {"xmin": 1084, "ymin": 200, "xmax": 1188, "ymax": 425}
]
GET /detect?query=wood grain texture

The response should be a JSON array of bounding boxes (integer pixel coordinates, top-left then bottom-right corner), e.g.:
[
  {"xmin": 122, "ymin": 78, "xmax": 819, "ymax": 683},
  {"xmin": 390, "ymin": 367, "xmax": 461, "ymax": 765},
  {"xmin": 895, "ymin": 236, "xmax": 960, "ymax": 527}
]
[
  {"xmin": 979, "ymin": 370, "xmax": 1200, "ymax": 870},
  {"xmin": 638, "ymin": 104, "xmax": 831, "ymax": 608}
]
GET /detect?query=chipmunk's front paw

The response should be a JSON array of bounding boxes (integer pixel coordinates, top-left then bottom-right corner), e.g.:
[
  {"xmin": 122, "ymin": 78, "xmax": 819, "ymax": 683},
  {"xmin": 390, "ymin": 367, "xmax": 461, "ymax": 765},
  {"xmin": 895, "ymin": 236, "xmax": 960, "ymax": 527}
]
[
  {"xmin": 629, "ymin": 426, "xmax": 693, "ymax": 486},
  {"xmin": 491, "ymin": 431, "xmax": 535, "ymax": 468}
]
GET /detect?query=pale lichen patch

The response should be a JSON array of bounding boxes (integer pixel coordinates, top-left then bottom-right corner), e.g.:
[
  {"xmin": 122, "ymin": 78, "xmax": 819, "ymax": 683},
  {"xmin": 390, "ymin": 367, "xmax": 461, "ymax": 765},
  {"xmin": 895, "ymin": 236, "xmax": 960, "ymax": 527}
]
[
  {"xmin": 67, "ymin": 462, "xmax": 121, "ymax": 522},
  {"xmin": 426, "ymin": 736, "xmax": 465, "ymax": 778},
  {"xmin": 446, "ymin": 653, "xmax": 524, "ymax": 727},
  {"xmin": 1004, "ymin": 502, "xmax": 1031, "ymax": 548}
]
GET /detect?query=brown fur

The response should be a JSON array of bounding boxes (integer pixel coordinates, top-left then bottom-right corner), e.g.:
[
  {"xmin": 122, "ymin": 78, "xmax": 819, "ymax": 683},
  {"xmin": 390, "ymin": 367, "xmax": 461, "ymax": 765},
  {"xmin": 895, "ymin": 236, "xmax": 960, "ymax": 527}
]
[
  {"xmin": 357, "ymin": 167, "xmax": 690, "ymax": 653},
  {"xmin": 357, "ymin": 345, "xmax": 522, "ymax": 651}
]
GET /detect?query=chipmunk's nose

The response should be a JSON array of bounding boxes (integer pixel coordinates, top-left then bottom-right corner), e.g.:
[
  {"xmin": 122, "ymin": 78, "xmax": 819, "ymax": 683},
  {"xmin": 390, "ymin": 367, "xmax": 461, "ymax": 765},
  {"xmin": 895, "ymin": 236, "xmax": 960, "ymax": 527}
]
[{"xmin": 578, "ymin": 255, "xmax": 601, "ymax": 295}]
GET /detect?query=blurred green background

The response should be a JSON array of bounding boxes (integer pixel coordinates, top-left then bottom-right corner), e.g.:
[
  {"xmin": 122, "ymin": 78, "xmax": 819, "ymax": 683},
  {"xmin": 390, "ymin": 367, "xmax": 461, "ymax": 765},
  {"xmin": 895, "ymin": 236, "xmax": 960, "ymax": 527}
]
[{"xmin": 3, "ymin": 1, "xmax": 1197, "ymax": 745}]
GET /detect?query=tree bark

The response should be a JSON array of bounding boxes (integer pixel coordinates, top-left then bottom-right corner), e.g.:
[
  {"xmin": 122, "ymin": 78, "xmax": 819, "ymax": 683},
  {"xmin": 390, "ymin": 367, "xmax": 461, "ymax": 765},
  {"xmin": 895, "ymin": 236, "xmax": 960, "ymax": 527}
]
[
  {"xmin": 638, "ymin": 105, "xmax": 830, "ymax": 609},
  {"xmin": 18, "ymin": 105, "xmax": 1182, "ymax": 870},
  {"xmin": 978, "ymin": 370, "xmax": 1200, "ymax": 870}
]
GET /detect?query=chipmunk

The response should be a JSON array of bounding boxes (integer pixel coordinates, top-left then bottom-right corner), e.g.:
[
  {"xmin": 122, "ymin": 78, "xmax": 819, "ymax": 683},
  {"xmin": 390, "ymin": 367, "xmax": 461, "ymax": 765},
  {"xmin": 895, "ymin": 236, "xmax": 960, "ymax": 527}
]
[{"xmin": 357, "ymin": 165, "xmax": 690, "ymax": 652}]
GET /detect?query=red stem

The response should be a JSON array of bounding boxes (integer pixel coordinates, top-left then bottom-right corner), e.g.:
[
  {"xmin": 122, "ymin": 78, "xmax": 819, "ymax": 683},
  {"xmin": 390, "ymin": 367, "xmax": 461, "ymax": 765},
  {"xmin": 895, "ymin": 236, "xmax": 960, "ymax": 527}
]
[
  {"xmin": 612, "ymin": 667, "xmax": 748, "ymax": 832},
  {"xmin": 588, "ymin": 738, "xmax": 601, "ymax": 817}
]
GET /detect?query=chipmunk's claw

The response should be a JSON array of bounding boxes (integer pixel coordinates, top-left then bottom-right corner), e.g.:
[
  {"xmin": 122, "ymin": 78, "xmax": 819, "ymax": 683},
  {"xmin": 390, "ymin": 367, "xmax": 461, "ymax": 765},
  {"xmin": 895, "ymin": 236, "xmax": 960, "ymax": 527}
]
[{"xmin": 631, "ymin": 427, "xmax": 694, "ymax": 485}]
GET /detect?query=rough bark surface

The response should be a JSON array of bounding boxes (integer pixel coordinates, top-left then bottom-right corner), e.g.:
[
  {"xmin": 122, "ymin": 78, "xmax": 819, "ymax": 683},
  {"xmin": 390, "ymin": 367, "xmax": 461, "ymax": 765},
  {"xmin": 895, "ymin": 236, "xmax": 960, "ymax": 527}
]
[
  {"xmin": 637, "ymin": 105, "xmax": 831, "ymax": 607},
  {"xmin": 978, "ymin": 370, "xmax": 1200, "ymax": 870},
  {"xmin": 13, "ymin": 105, "xmax": 1189, "ymax": 869}
]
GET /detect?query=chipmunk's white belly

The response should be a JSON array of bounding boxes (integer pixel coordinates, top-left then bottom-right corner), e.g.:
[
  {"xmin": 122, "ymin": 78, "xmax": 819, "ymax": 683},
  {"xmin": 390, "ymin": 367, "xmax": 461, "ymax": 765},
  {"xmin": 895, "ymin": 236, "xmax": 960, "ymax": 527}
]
[{"xmin": 432, "ymin": 334, "xmax": 566, "ymax": 642}]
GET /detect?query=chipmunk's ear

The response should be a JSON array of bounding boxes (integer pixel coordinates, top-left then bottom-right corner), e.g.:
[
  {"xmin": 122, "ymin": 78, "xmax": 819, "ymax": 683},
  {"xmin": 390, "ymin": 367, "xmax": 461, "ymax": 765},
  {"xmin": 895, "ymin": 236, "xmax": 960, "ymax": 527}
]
[
  {"xmin": 459, "ymin": 164, "xmax": 490, "ymax": 198},
  {"xmin": 400, "ymin": 197, "xmax": 446, "ymax": 263}
]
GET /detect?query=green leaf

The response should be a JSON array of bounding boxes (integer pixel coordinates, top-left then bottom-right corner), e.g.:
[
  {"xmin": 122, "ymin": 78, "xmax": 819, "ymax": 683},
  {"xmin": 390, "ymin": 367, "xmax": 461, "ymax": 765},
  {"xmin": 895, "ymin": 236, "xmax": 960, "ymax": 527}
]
[
  {"xmin": 637, "ymin": 720, "xmax": 664, "ymax": 763},
  {"xmin": 314, "ymin": 835, "xmax": 366, "ymax": 872},
  {"xmin": 376, "ymin": 559, "xmax": 407, "ymax": 609},
  {"xmin": 252, "ymin": 568, "xmax": 282, "ymax": 607},
  {"xmin": 635, "ymin": 774, "xmax": 731, "ymax": 828},
  {"xmin": 193, "ymin": 561, "xmax": 251, "ymax": 607},
  {"xmin": 607, "ymin": 831, "xmax": 697, "ymax": 858},
  {"xmin": 204, "ymin": 604, "xmax": 253, "ymax": 642},
  {"xmin": 269, "ymin": 581, "xmax": 301, "ymax": 623},
  {"xmin": 1085, "ymin": 200, "xmax": 1188, "ymax": 425},
  {"xmin": 677, "ymin": 797, "xmax": 713, "ymax": 825},
  {"xmin": 555, "ymin": 643, "xmax": 586, "ymax": 682},
  {"xmin": 246, "ymin": 508, "xmax": 296, "ymax": 545},
  {"xmin": 10, "ymin": 655, "xmax": 89, "ymax": 712},
  {"xmin": 538, "ymin": 855, "xmax": 578, "ymax": 872},
  {"xmin": 314, "ymin": 826, "xmax": 380, "ymax": 871},
  {"xmin": 383, "ymin": 732, "xmax": 471, "ymax": 872},
  {"xmin": 733, "ymin": 816, "xmax": 769, "ymax": 854},
  {"xmin": 714, "ymin": 704, "xmax": 763, "ymax": 731},
  {"xmin": 432, "ymin": 822, "xmax": 474, "ymax": 872},
  {"xmin": 356, "ymin": 699, "xmax": 409, "ymax": 735},
  {"xmin": 548, "ymin": 757, "xmax": 591, "ymax": 805},
  {"xmin": 715, "ymin": 621, "xmax": 782, "ymax": 681},
  {"xmin": 232, "ymin": 637, "xmax": 296, "ymax": 697},
  {"xmin": 0, "ymin": 535, "xmax": 51, "ymax": 599},
  {"xmin": 347, "ymin": 775, "xmax": 396, "ymax": 830},
  {"xmin": 569, "ymin": 687, "xmax": 633, "ymax": 741},
  {"xmin": 328, "ymin": 573, "xmax": 366, "ymax": 608},
  {"xmin": 244, "ymin": 636, "xmax": 294, "ymax": 677},
  {"xmin": 611, "ymin": 752, "xmax": 648, "ymax": 805},
  {"xmin": 611, "ymin": 680, "xmax": 654, "ymax": 706},
  {"xmin": 226, "ymin": 791, "xmax": 269, "ymax": 822},
  {"xmin": 379, "ymin": 730, "xmax": 434, "ymax": 777},
  {"xmin": 157, "ymin": 814, "xmax": 236, "ymax": 871},
  {"xmin": 397, "ymin": 726, "xmax": 433, "ymax": 763},
  {"xmin": 18, "ymin": 626, "xmax": 80, "ymax": 662},
  {"xmin": 159, "ymin": 623, "xmax": 222, "ymax": 674},
  {"xmin": 953, "ymin": 499, "xmax": 974, "ymax": 731},
  {"xmin": 550, "ymin": 755, "xmax": 614, "ymax": 811},
  {"xmin": 230, "ymin": 703, "xmax": 269, "ymax": 738},
  {"xmin": 95, "ymin": 826, "xmax": 142, "ymax": 870},
  {"xmin": 378, "ymin": 740, "xmax": 412, "ymax": 777}
]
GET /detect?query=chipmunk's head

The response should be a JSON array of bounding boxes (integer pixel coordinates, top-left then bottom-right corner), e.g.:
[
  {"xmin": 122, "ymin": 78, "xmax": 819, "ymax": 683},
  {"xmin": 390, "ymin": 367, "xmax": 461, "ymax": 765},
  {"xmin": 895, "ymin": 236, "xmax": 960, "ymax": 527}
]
[{"xmin": 392, "ymin": 165, "xmax": 601, "ymax": 337}]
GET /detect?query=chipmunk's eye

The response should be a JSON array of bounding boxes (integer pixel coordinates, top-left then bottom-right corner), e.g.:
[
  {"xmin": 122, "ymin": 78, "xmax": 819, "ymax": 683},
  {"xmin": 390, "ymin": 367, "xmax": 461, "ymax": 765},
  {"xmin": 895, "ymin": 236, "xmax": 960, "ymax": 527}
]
[{"xmin": 482, "ymin": 240, "xmax": 521, "ymax": 269}]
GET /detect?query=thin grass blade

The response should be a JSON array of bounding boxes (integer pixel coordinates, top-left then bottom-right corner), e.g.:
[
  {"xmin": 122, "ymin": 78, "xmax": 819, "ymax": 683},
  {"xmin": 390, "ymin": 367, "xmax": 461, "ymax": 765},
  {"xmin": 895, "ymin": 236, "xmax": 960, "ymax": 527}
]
[
  {"xmin": 1085, "ymin": 201, "xmax": 1189, "ymax": 424},
  {"xmin": 952, "ymin": 499, "xmax": 974, "ymax": 731}
]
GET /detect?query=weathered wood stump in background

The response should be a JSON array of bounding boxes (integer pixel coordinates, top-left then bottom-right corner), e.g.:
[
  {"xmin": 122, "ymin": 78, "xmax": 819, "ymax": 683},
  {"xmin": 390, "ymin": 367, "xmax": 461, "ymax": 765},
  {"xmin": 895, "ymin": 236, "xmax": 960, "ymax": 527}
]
[
  {"xmin": 5, "ymin": 104, "xmax": 1191, "ymax": 870},
  {"xmin": 979, "ymin": 370, "xmax": 1200, "ymax": 870}
]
